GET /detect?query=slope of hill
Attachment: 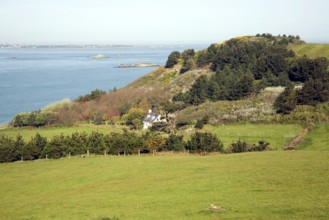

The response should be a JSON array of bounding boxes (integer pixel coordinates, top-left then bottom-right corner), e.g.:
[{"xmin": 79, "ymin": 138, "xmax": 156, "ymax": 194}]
[
  {"xmin": 8, "ymin": 34, "xmax": 329, "ymax": 127},
  {"xmin": 290, "ymin": 43, "xmax": 329, "ymax": 59}
]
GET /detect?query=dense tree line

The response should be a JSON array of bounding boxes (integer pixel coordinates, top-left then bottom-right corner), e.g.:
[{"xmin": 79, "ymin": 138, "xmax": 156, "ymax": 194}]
[
  {"xmin": 0, "ymin": 131, "xmax": 272, "ymax": 163},
  {"xmin": 0, "ymin": 131, "xmax": 221, "ymax": 163}
]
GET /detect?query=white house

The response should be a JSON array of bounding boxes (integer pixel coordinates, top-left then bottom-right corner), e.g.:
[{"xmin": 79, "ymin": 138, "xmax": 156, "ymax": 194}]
[{"xmin": 142, "ymin": 110, "xmax": 165, "ymax": 129}]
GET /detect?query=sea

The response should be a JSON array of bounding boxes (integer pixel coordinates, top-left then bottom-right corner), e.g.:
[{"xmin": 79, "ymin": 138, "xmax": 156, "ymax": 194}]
[{"xmin": 0, "ymin": 45, "xmax": 206, "ymax": 125}]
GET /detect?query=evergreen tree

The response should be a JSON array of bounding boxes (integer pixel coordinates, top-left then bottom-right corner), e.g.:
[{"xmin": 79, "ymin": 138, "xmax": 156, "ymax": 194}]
[
  {"xmin": 274, "ymin": 83, "xmax": 297, "ymax": 114},
  {"xmin": 165, "ymin": 51, "xmax": 180, "ymax": 68}
]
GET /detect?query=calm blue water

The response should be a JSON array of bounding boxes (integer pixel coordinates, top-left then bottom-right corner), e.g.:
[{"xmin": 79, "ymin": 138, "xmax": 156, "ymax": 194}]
[{"xmin": 0, "ymin": 45, "xmax": 206, "ymax": 125}]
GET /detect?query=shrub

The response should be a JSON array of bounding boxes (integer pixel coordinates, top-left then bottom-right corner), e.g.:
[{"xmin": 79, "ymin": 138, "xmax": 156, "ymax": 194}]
[
  {"xmin": 249, "ymin": 140, "xmax": 271, "ymax": 151},
  {"xmin": 187, "ymin": 132, "xmax": 223, "ymax": 153},
  {"xmin": 165, "ymin": 51, "xmax": 180, "ymax": 68},
  {"xmin": 163, "ymin": 134, "xmax": 185, "ymax": 151},
  {"xmin": 230, "ymin": 139, "xmax": 248, "ymax": 153}
]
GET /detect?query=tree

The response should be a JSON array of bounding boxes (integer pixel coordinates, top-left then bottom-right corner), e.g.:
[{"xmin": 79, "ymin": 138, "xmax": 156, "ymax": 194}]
[
  {"xmin": 146, "ymin": 134, "xmax": 166, "ymax": 152},
  {"xmin": 163, "ymin": 134, "xmax": 185, "ymax": 151},
  {"xmin": 180, "ymin": 58, "xmax": 194, "ymax": 74},
  {"xmin": 23, "ymin": 133, "xmax": 47, "ymax": 160},
  {"xmin": 189, "ymin": 75, "xmax": 208, "ymax": 105},
  {"xmin": 132, "ymin": 118, "xmax": 141, "ymax": 130},
  {"xmin": 165, "ymin": 51, "xmax": 180, "ymax": 68},
  {"xmin": 297, "ymin": 77, "xmax": 329, "ymax": 105},
  {"xmin": 124, "ymin": 108, "xmax": 145, "ymax": 126},
  {"xmin": 42, "ymin": 134, "xmax": 67, "ymax": 159},
  {"xmin": 274, "ymin": 83, "xmax": 297, "ymax": 114},
  {"xmin": 88, "ymin": 131, "xmax": 104, "ymax": 154},
  {"xmin": 181, "ymin": 49, "xmax": 195, "ymax": 62},
  {"xmin": 0, "ymin": 135, "xmax": 17, "ymax": 162},
  {"xmin": 187, "ymin": 132, "xmax": 223, "ymax": 153}
]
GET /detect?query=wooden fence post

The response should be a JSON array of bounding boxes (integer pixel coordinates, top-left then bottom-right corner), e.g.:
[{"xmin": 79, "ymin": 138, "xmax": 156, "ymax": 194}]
[
  {"xmin": 138, "ymin": 150, "xmax": 141, "ymax": 157},
  {"xmin": 68, "ymin": 152, "xmax": 71, "ymax": 159},
  {"xmin": 46, "ymin": 154, "xmax": 48, "ymax": 160},
  {"xmin": 87, "ymin": 150, "xmax": 89, "ymax": 157}
]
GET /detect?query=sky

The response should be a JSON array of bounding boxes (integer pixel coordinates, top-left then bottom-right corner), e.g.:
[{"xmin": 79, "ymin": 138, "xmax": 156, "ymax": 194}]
[{"xmin": 1, "ymin": 0, "xmax": 328, "ymax": 44}]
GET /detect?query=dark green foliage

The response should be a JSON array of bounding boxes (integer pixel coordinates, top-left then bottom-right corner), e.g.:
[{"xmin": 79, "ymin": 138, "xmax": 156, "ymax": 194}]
[
  {"xmin": 162, "ymin": 134, "xmax": 185, "ymax": 151},
  {"xmin": 195, "ymin": 35, "xmax": 296, "ymax": 80},
  {"xmin": 174, "ymin": 68, "xmax": 255, "ymax": 105},
  {"xmin": 76, "ymin": 89, "xmax": 106, "ymax": 102},
  {"xmin": 108, "ymin": 130, "xmax": 145, "ymax": 155},
  {"xmin": 42, "ymin": 134, "xmax": 67, "ymax": 159},
  {"xmin": 11, "ymin": 111, "xmax": 50, "ymax": 127},
  {"xmin": 149, "ymin": 122, "xmax": 168, "ymax": 132},
  {"xmin": 165, "ymin": 51, "xmax": 180, "ymax": 68},
  {"xmin": 181, "ymin": 49, "xmax": 195, "ymax": 62},
  {"xmin": 195, "ymin": 115, "xmax": 209, "ymax": 129},
  {"xmin": 66, "ymin": 132, "xmax": 88, "ymax": 155},
  {"xmin": 230, "ymin": 139, "xmax": 248, "ymax": 153},
  {"xmin": 249, "ymin": 140, "xmax": 271, "ymax": 152},
  {"xmin": 288, "ymin": 56, "xmax": 328, "ymax": 82},
  {"xmin": 23, "ymin": 133, "xmax": 47, "ymax": 160},
  {"xmin": 230, "ymin": 139, "xmax": 271, "ymax": 153},
  {"xmin": 88, "ymin": 131, "xmax": 104, "ymax": 154},
  {"xmin": 189, "ymin": 75, "xmax": 208, "ymax": 105},
  {"xmin": 0, "ymin": 134, "xmax": 23, "ymax": 162},
  {"xmin": 297, "ymin": 77, "xmax": 329, "ymax": 105},
  {"xmin": 274, "ymin": 83, "xmax": 297, "ymax": 114},
  {"xmin": 180, "ymin": 49, "xmax": 195, "ymax": 73},
  {"xmin": 180, "ymin": 58, "xmax": 194, "ymax": 74},
  {"xmin": 187, "ymin": 132, "xmax": 223, "ymax": 153}
]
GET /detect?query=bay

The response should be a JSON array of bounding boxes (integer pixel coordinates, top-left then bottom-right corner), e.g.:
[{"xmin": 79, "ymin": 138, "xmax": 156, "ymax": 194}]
[{"xmin": 0, "ymin": 45, "xmax": 206, "ymax": 125}]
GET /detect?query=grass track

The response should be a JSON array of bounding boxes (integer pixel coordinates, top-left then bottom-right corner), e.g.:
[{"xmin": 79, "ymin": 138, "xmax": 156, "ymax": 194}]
[
  {"xmin": 0, "ymin": 151, "xmax": 328, "ymax": 219},
  {"xmin": 298, "ymin": 124, "xmax": 329, "ymax": 151}
]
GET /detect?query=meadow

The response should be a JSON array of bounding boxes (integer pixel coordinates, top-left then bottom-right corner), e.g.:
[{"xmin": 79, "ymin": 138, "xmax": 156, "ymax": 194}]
[
  {"xmin": 203, "ymin": 124, "xmax": 302, "ymax": 149},
  {"xmin": 0, "ymin": 124, "xmax": 328, "ymax": 219},
  {"xmin": 0, "ymin": 124, "xmax": 124, "ymax": 140},
  {"xmin": 0, "ymin": 152, "xmax": 328, "ymax": 219}
]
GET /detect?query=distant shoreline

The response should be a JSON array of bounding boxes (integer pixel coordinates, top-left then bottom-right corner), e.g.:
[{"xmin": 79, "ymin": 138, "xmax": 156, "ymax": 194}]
[{"xmin": 117, "ymin": 63, "xmax": 159, "ymax": 68}]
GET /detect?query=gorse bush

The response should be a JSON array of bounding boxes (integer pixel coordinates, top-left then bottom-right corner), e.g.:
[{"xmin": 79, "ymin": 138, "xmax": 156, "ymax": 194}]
[{"xmin": 229, "ymin": 139, "xmax": 271, "ymax": 153}]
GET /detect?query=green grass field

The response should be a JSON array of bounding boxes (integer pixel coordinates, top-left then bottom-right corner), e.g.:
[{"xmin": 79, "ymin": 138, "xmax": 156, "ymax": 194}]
[
  {"xmin": 290, "ymin": 43, "xmax": 329, "ymax": 59},
  {"xmin": 203, "ymin": 124, "xmax": 302, "ymax": 149},
  {"xmin": 0, "ymin": 124, "xmax": 328, "ymax": 219},
  {"xmin": 0, "ymin": 151, "xmax": 328, "ymax": 220},
  {"xmin": 298, "ymin": 124, "xmax": 329, "ymax": 151},
  {"xmin": 0, "ymin": 124, "xmax": 125, "ymax": 140}
]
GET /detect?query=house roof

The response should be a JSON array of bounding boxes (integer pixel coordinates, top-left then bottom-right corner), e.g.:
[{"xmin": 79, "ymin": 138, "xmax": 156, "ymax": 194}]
[{"xmin": 143, "ymin": 113, "xmax": 160, "ymax": 123}]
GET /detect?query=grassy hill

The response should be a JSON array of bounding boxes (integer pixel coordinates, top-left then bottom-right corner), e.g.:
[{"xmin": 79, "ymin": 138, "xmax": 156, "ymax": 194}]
[{"xmin": 290, "ymin": 43, "xmax": 329, "ymax": 59}]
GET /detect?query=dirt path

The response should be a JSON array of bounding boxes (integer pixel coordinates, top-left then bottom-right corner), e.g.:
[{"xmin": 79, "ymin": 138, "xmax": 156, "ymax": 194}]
[{"xmin": 285, "ymin": 124, "xmax": 314, "ymax": 150}]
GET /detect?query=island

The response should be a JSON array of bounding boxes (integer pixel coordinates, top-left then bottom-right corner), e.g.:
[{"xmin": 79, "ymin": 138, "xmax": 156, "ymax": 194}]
[{"xmin": 91, "ymin": 54, "xmax": 109, "ymax": 59}]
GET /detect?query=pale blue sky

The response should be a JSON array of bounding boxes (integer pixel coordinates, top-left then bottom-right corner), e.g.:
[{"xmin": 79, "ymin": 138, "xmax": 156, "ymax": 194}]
[{"xmin": 1, "ymin": 0, "xmax": 328, "ymax": 44}]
